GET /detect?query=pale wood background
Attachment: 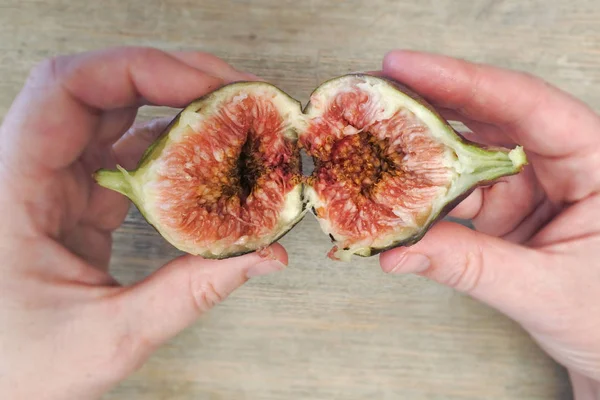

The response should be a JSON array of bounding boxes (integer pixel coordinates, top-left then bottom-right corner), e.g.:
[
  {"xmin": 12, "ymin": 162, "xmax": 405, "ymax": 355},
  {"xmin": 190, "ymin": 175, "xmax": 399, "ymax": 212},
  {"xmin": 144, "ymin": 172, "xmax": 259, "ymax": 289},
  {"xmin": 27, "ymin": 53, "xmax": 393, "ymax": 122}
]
[{"xmin": 3, "ymin": 0, "xmax": 600, "ymax": 399}]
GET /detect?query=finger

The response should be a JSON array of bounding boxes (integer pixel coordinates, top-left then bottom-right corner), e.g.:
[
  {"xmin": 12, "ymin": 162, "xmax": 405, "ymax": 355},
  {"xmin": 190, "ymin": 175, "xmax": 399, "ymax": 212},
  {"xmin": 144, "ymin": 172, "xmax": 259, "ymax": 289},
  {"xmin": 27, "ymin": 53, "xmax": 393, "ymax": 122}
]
[
  {"xmin": 502, "ymin": 197, "xmax": 560, "ymax": 244},
  {"xmin": 78, "ymin": 108, "xmax": 141, "ymax": 173},
  {"xmin": 379, "ymin": 221, "xmax": 552, "ymax": 326},
  {"xmin": 446, "ymin": 188, "xmax": 483, "ymax": 220},
  {"xmin": 471, "ymin": 166, "xmax": 545, "ymax": 238},
  {"xmin": 529, "ymin": 192, "xmax": 600, "ymax": 248},
  {"xmin": 61, "ymin": 223, "xmax": 115, "ymax": 271},
  {"xmin": 169, "ymin": 51, "xmax": 260, "ymax": 82},
  {"xmin": 76, "ymin": 110, "xmax": 142, "ymax": 238},
  {"xmin": 0, "ymin": 47, "xmax": 239, "ymax": 174},
  {"xmin": 437, "ymin": 108, "xmax": 515, "ymax": 147},
  {"xmin": 78, "ymin": 177, "xmax": 131, "ymax": 235},
  {"xmin": 116, "ymin": 244, "xmax": 288, "ymax": 350},
  {"xmin": 446, "ymin": 167, "xmax": 544, "ymax": 242},
  {"xmin": 95, "ymin": 107, "xmax": 140, "ymax": 148},
  {"xmin": 382, "ymin": 50, "xmax": 600, "ymax": 158},
  {"xmin": 112, "ymin": 117, "xmax": 174, "ymax": 169}
]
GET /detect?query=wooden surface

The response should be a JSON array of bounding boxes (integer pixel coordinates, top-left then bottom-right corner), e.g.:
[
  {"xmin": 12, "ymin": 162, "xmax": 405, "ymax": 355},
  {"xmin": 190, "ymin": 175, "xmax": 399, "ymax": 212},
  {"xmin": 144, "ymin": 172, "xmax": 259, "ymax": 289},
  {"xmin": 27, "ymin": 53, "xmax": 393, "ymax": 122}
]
[{"xmin": 3, "ymin": 0, "xmax": 600, "ymax": 399}]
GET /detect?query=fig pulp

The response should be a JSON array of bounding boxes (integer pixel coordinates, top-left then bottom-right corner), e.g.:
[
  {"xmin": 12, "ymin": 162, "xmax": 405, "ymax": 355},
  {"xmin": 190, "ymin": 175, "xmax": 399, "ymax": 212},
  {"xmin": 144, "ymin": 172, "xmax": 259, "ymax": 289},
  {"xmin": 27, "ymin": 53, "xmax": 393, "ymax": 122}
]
[{"xmin": 95, "ymin": 75, "xmax": 527, "ymax": 260}]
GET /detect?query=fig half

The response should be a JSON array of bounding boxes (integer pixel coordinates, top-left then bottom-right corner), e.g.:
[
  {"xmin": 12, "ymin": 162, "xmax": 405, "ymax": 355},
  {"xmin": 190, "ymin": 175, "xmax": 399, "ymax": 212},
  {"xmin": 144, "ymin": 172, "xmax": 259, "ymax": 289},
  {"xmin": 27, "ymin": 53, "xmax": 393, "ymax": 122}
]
[
  {"xmin": 95, "ymin": 82, "xmax": 306, "ymax": 259},
  {"xmin": 300, "ymin": 75, "xmax": 526, "ymax": 261},
  {"xmin": 94, "ymin": 75, "xmax": 526, "ymax": 261}
]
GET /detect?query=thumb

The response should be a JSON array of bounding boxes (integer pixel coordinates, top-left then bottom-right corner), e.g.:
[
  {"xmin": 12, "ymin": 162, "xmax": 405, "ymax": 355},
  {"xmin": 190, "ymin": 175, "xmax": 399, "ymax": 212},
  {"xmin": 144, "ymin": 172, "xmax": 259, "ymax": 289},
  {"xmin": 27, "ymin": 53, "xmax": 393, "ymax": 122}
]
[
  {"xmin": 379, "ymin": 221, "xmax": 549, "ymax": 324},
  {"xmin": 115, "ymin": 244, "xmax": 287, "ymax": 349}
]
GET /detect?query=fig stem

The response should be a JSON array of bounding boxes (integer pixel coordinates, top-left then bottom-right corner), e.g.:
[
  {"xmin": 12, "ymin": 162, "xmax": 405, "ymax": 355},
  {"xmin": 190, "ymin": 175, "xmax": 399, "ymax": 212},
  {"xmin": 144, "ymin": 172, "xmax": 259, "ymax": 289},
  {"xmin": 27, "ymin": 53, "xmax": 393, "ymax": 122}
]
[
  {"xmin": 94, "ymin": 166, "xmax": 134, "ymax": 198},
  {"xmin": 479, "ymin": 146, "xmax": 527, "ymax": 177},
  {"xmin": 457, "ymin": 146, "xmax": 527, "ymax": 179}
]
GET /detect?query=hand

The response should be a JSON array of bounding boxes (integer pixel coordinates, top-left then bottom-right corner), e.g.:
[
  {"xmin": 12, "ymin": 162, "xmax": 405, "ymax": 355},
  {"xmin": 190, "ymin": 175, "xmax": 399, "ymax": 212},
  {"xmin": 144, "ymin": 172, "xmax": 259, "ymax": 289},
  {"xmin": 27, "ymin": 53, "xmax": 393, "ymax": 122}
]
[
  {"xmin": 379, "ymin": 50, "xmax": 600, "ymax": 399},
  {"xmin": 0, "ymin": 47, "xmax": 287, "ymax": 400}
]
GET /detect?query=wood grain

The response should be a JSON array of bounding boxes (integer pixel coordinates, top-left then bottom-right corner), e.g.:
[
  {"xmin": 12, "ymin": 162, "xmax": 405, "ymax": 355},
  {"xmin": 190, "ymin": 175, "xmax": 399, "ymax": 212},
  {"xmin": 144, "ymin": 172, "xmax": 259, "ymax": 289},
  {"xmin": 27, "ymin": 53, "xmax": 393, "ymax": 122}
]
[{"xmin": 3, "ymin": 0, "xmax": 599, "ymax": 398}]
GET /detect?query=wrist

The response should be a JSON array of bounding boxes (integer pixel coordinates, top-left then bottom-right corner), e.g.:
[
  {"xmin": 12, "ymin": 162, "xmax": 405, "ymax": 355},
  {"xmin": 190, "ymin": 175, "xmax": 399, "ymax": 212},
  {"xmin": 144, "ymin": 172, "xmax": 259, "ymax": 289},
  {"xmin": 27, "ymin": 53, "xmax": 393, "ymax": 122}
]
[{"xmin": 570, "ymin": 370, "xmax": 600, "ymax": 400}]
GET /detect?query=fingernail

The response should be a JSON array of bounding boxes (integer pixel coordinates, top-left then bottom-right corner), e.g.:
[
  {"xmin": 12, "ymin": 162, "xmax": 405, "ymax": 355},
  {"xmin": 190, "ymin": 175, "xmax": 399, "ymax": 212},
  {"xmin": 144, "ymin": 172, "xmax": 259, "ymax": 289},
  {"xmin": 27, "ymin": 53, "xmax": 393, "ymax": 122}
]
[
  {"xmin": 246, "ymin": 260, "xmax": 286, "ymax": 278},
  {"xmin": 390, "ymin": 253, "xmax": 430, "ymax": 274},
  {"xmin": 256, "ymin": 246, "xmax": 277, "ymax": 260}
]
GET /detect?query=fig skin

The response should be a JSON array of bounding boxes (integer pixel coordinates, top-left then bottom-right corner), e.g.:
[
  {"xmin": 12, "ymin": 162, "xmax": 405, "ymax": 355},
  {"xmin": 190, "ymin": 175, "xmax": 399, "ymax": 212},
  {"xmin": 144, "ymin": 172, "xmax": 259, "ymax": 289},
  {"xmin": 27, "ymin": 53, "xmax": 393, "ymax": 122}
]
[{"xmin": 95, "ymin": 75, "xmax": 527, "ymax": 261}]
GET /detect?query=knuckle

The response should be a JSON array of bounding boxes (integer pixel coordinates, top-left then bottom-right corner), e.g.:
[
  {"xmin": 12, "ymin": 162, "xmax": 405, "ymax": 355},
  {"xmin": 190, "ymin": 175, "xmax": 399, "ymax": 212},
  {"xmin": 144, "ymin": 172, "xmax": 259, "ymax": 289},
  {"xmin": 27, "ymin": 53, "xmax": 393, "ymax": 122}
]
[
  {"xmin": 189, "ymin": 271, "xmax": 225, "ymax": 314},
  {"xmin": 442, "ymin": 246, "xmax": 485, "ymax": 294}
]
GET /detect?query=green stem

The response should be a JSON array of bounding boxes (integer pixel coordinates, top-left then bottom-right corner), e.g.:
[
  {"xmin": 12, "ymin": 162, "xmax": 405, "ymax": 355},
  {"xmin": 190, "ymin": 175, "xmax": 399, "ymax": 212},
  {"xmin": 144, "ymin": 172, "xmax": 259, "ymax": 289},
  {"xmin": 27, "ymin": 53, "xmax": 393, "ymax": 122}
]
[
  {"xmin": 476, "ymin": 146, "xmax": 527, "ymax": 181},
  {"xmin": 93, "ymin": 166, "xmax": 134, "ymax": 198},
  {"xmin": 447, "ymin": 146, "xmax": 527, "ymax": 200},
  {"xmin": 460, "ymin": 145, "xmax": 527, "ymax": 181}
]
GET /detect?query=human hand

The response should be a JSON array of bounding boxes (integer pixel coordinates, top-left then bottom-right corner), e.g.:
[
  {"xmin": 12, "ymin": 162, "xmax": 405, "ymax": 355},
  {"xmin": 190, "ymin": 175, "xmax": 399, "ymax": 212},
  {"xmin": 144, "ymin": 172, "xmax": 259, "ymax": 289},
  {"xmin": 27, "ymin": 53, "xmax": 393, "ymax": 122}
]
[
  {"xmin": 379, "ymin": 50, "xmax": 600, "ymax": 399},
  {"xmin": 0, "ymin": 47, "xmax": 287, "ymax": 400}
]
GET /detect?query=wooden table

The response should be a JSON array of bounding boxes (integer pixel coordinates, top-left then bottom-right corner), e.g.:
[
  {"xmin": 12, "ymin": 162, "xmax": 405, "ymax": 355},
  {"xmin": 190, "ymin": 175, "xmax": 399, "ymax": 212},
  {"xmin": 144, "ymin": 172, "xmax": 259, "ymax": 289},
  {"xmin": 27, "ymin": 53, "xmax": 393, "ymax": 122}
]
[{"xmin": 3, "ymin": 1, "xmax": 599, "ymax": 398}]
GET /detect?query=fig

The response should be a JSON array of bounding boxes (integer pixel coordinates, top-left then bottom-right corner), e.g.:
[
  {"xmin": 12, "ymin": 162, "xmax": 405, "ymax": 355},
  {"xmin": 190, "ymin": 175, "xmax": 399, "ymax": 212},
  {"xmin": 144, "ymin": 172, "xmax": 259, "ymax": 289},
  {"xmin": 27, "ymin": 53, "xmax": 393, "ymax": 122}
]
[
  {"xmin": 94, "ymin": 74, "xmax": 527, "ymax": 261},
  {"xmin": 300, "ymin": 75, "xmax": 526, "ymax": 261},
  {"xmin": 95, "ymin": 82, "xmax": 306, "ymax": 259}
]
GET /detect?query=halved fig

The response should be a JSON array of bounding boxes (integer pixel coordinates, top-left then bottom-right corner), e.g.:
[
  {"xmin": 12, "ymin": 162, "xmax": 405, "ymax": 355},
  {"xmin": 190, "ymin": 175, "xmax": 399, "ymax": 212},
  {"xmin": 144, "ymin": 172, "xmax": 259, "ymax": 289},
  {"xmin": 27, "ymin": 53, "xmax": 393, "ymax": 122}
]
[
  {"xmin": 95, "ymin": 82, "xmax": 306, "ymax": 259},
  {"xmin": 300, "ymin": 74, "xmax": 527, "ymax": 261}
]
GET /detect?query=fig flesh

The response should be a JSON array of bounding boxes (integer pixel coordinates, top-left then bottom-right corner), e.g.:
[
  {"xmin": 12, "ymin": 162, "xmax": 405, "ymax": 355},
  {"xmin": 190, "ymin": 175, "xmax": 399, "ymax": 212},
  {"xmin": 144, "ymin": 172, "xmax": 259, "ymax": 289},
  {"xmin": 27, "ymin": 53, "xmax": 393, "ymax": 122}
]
[{"xmin": 95, "ymin": 75, "xmax": 527, "ymax": 261}]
